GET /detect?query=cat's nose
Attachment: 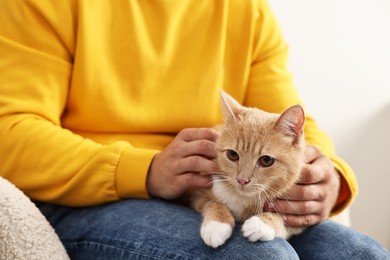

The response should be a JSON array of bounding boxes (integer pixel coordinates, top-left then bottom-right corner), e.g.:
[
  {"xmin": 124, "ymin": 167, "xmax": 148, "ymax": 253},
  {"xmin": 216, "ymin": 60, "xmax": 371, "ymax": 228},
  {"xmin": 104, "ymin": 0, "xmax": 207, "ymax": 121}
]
[{"xmin": 236, "ymin": 177, "xmax": 251, "ymax": 186}]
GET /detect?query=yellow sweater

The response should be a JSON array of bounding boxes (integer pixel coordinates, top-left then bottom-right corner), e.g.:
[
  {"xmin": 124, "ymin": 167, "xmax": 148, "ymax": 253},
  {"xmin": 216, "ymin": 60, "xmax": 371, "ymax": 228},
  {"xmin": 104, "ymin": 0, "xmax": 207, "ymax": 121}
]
[{"xmin": 0, "ymin": 0, "xmax": 357, "ymax": 212}]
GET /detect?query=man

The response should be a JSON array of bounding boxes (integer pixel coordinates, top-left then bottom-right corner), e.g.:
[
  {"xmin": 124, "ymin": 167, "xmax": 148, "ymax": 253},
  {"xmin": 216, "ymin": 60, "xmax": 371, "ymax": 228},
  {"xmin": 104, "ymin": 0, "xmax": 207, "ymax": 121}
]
[{"xmin": 0, "ymin": 0, "xmax": 388, "ymax": 259}]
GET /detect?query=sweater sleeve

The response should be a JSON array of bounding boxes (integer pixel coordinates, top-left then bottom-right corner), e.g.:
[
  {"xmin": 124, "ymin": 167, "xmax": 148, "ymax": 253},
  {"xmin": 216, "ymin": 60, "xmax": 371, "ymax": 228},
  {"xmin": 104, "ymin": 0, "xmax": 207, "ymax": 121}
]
[
  {"xmin": 245, "ymin": 0, "xmax": 358, "ymax": 214},
  {"xmin": 0, "ymin": 0, "xmax": 157, "ymax": 206}
]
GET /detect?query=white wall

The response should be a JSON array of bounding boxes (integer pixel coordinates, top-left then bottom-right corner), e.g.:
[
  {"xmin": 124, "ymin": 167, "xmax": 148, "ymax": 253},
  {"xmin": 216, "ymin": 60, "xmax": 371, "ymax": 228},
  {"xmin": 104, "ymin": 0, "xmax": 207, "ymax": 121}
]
[{"xmin": 268, "ymin": 0, "xmax": 390, "ymax": 249}]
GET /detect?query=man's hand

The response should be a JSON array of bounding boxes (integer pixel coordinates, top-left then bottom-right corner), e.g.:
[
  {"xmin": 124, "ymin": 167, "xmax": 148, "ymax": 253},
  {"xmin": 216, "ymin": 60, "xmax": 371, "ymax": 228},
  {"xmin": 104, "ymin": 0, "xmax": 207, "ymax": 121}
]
[
  {"xmin": 264, "ymin": 145, "xmax": 341, "ymax": 227},
  {"xmin": 146, "ymin": 128, "xmax": 219, "ymax": 199}
]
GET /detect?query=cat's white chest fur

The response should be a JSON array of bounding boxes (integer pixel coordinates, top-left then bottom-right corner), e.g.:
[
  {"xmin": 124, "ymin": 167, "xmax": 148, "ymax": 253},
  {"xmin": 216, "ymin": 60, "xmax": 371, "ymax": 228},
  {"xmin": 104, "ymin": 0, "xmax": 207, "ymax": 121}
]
[{"xmin": 212, "ymin": 180, "xmax": 256, "ymax": 220}]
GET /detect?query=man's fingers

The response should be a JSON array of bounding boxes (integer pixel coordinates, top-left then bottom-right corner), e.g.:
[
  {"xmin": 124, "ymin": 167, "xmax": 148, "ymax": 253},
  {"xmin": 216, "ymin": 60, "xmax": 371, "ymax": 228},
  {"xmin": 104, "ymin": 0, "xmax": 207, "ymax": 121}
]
[
  {"xmin": 304, "ymin": 145, "xmax": 323, "ymax": 163},
  {"xmin": 298, "ymin": 163, "xmax": 326, "ymax": 184},
  {"xmin": 176, "ymin": 156, "xmax": 219, "ymax": 174},
  {"xmin": 262, "ymin": 145, "xmax": 340, "ymax": 229},
  {"xmin": 278, "ymin": 184, "xmax": 321, "ymax": 201},
  {"xmin": 282, "ymin": 214, "xmax": 323, "ymax": 228},
  {"xmin": 265, "ymin": 199, "xmax": 321, "ymax": 216},
  {"xmin": 177, "ymin": 128, "xmax": 219, "ymax": 142},
  {"xmin": 264, "ymin": 199, "xmax": 326, "ymax": 227},
  {"xmin": 179, "ymin": 173, "xmax": 212, "ymax": 189},
  {"xmin": 180, "ymin": 139, "xmax": 217, "ymax": 159},
  {"xmin": 146, "ymin": 128, "xmax": 220, "ymax": 199}
]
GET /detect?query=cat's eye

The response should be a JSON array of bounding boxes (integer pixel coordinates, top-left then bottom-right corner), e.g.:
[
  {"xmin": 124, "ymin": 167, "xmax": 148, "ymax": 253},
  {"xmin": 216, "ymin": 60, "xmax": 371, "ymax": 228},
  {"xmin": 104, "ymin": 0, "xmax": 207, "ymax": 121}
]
[
  {"xmin": 225, "ymin": 149, "xmax": 240, "ymax": 162},
  {"xmin": 257, "ymin": 155, "xmax": 275, "ymax": 167}
]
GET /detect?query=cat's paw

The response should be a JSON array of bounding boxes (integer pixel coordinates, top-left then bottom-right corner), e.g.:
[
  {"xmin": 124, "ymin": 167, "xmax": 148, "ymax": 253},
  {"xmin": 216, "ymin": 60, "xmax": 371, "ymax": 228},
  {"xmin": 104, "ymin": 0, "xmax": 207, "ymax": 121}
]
[
  {"xmin": 242, "ymin": 216, "xmax": 275, "ymax": 242},
  {"xmin": 201, "ymin": 220, "xmax": 233, "ymax": 248}
]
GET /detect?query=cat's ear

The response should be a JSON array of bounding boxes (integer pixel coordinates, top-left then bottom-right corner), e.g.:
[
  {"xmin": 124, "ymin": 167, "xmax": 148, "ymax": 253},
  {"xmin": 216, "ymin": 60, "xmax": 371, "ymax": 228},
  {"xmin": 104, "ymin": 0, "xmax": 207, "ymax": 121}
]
[
  {"xmin": 274, "ymin": 105, "xmax": 305, "ymax": 143},
  {"xmin": 220, "ymin": 90, "xmax": 242, "ymax": 121}
]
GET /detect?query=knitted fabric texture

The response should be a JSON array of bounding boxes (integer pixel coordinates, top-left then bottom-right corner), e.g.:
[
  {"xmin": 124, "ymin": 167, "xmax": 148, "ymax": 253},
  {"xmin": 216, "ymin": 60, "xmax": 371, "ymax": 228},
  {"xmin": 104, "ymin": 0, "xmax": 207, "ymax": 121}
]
[{"xmin": 0, "ymin": 177, "xmax": 69, "ymax": 260}]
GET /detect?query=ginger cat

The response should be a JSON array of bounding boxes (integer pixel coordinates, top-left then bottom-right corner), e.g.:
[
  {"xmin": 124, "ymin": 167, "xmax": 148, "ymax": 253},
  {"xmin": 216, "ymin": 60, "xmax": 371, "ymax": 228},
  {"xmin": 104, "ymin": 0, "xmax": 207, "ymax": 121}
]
[{"xmin": 190, "ymin": 91, "xmax": 305, "ymax": 248}]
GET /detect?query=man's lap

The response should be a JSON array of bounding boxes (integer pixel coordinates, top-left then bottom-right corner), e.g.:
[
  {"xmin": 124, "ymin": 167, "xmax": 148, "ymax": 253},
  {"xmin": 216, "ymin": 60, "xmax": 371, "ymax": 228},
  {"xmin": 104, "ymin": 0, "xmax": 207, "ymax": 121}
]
[
  {"xmin": 289, "ymin": 217, "xmax": 389, "ymax": 259},
  {"xmin": 37, "ymin": 199, "xmax": 389, "ymax": 260}
]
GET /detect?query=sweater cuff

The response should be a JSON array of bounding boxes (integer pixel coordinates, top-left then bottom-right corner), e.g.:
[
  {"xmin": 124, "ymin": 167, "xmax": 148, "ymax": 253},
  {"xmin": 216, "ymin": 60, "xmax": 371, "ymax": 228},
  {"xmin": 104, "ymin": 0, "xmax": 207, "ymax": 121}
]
[
  {"xmin": 330, "ymin": 158, "xmax": 358, "ymax": 215},
  {"xmin": 116, "ymin": 146, "xmax": 159, "ymax": 199}
]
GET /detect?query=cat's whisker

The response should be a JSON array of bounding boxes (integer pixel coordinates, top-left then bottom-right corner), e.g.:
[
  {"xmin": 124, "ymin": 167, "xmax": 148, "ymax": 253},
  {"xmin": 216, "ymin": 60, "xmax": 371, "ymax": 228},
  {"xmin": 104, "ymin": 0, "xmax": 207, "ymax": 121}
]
[
  {"xmin": 258, "ymin": 187, "xmax": 304, "ymax": 227},
  {"xmin": 254, "ymin": 192, "xmax": 266, "ymax": 216},
  {"xmin": 212, "ymin": 178, "xmax": 236, "ymax": 190},
  {"xmin": 266, "ymin": 188, "xmax": 303, "ymax": 217},
  {"xmin": 212, "ymin": 175, "xmax": 230, "ymax": 181}
]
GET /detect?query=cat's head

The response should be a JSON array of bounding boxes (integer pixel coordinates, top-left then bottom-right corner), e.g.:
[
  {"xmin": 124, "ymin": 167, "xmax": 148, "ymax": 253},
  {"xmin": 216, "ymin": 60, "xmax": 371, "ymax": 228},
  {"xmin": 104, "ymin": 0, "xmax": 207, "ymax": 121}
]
[{"xmin": 215, "ymin": 91, "xmax": 305, "ymax": 200}]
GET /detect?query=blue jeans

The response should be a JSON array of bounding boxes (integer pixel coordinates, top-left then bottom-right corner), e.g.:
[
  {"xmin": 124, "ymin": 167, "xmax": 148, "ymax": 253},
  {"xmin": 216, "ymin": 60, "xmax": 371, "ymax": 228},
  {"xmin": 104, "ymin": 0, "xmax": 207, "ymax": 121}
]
[{"xmin": 37, "ymin": 199, "xmax": 389, "ymax": 260}]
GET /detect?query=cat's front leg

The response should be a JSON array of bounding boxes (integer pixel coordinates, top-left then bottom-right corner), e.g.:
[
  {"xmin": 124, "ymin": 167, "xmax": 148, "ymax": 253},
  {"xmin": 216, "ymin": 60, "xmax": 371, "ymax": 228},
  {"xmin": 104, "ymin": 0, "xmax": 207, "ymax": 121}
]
[
  {"xmin": 201, "ymin": 219, "xmax": 233, "ymax": 248},
  {"xmin": 199, "ymin": 201, "xmax": 235, "ymax": 248},
  {"xmin": 242, "ymin": 212, "xmax": 286, "ymax": 242}
]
